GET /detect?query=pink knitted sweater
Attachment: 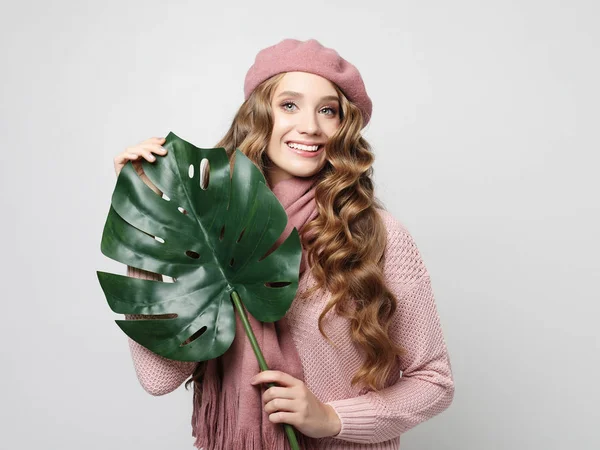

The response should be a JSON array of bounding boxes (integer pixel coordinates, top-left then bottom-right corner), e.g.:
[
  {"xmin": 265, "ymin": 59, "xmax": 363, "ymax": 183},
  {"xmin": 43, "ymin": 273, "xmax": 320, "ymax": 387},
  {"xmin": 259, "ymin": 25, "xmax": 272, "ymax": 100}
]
[{"xmin": 125, "ymin": 209, "xmax": 454, "ymax": 449}]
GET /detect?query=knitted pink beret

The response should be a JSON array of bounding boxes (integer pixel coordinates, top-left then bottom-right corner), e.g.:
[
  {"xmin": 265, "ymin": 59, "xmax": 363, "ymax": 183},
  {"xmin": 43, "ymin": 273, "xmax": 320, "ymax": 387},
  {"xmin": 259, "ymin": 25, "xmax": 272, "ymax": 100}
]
[{"xmin": 244, "ymin": 39, "xmax": 372, "ymax": 127}]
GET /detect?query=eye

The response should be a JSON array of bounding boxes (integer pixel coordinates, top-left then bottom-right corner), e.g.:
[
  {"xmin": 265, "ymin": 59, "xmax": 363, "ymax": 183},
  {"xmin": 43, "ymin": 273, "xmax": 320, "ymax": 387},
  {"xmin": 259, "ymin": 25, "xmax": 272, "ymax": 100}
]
[
  {"xmin": 320, "ymin": 106, "xmax": 338, "ymax": 116},
  {"xmin": 281, "ymin": 102, "xmax": 298, "ymax": 112}
]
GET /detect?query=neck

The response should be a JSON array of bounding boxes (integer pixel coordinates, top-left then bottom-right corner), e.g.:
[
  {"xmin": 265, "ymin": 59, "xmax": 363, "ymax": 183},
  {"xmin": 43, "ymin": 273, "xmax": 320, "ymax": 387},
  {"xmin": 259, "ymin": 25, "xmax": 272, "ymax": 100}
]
[{"xmin": 266, "ymin": 168, "xmax": 293, "ymax": 190}]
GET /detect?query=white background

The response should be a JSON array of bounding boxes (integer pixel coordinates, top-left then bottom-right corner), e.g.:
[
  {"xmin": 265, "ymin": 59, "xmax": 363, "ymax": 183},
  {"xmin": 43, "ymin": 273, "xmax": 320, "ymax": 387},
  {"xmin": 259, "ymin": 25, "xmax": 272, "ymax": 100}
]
[{"xmin": 1, "ymin": 1, "xmax": 598, "ymax": 449}]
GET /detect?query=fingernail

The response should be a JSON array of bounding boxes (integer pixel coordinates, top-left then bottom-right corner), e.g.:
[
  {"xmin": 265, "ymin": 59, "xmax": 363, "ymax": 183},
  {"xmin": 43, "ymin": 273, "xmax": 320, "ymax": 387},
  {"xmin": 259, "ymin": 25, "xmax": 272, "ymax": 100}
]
[{"xmin": 149, "ymin": 155, "xmax": 155, "ymax": 161}]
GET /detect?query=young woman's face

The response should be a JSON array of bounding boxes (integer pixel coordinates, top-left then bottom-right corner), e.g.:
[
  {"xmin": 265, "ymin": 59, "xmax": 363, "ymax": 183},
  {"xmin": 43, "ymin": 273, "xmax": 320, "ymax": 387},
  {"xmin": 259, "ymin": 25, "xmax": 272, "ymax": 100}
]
[{"xmin": 266, "ymin": 71, "xmax": 341, "ymax": 186}]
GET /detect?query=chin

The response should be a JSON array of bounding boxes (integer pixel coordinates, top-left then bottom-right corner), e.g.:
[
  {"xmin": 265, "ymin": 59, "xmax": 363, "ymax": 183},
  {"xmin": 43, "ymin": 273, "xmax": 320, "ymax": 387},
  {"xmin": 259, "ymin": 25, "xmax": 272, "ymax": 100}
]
[
  {"xmin": 266, "ymin": 149, "xmax": 326, "ymax": 181},
  {"xmin": 286, "ymin": 164, "xmax": 324, "ymax": 178}
]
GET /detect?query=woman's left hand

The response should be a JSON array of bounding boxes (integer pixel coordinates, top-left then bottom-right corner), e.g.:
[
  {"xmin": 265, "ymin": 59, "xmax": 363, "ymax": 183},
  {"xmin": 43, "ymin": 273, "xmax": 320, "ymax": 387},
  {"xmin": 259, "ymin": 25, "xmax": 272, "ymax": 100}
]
[{"xmin": 250, "ymin": 370, "xmax": 342, "ymax": 439}]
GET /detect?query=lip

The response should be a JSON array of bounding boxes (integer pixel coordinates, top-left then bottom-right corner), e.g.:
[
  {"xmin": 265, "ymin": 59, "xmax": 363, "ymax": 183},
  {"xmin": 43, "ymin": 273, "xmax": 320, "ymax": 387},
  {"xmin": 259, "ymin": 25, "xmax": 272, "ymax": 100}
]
[
  {"xmin": 285, "ymin": 141, "xmax": 325, "ymax": 158},
  {"xmin": 285, "ymin": 140, "xmax": 326, "ymax": 146}
]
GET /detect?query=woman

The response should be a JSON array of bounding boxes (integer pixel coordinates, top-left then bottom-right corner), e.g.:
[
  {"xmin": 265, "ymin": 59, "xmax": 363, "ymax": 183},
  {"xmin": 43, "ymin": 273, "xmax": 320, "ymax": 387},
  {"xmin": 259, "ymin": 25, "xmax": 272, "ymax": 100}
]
[{"xmin": 113, "ymin": 38, "xmax": 454, "ymax": 450}]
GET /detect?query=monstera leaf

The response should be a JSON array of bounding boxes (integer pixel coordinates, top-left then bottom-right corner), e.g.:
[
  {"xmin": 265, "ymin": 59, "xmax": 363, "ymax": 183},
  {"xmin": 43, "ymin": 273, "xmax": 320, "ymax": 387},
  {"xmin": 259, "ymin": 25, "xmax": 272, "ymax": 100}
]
[{"xmin": 96, "ymin": 131, "xmax": 302, "ymax": 363}]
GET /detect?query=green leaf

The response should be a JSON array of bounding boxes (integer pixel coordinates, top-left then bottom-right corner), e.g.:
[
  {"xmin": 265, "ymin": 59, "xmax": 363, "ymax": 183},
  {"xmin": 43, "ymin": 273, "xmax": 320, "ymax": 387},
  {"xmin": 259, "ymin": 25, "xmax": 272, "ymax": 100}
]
[{"xmin": 97, "ymin": 131, "xmax": 302, "ymax": 362}]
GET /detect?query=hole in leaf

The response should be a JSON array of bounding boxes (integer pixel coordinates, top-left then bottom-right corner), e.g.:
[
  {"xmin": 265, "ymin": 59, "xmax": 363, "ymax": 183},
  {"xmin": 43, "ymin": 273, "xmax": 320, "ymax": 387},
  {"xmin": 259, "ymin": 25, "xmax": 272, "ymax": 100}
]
[
  {"xmin": 200, "ymin": 158, "xmax": 210, "ymax": 190},
  {"xmin": 154, "ymin": 236, "xmax": 165, "ymax": 244},
  {"xmin": 129, "ymin": 313, "xmax": 177, "ymax": 320},
  {"xmin": 188, "ymin": 164, "xmax": 194, "ymax": 178},
  {"xmin": 229, "ymin": 258, "xmax": 235, "ymax": 267},
  {"xmin": 265, "ymin": 281, "xmax": 291, "ymax": 288},
  {"xmin": 186, "ymin": 250, "xmax": 200, "ymax": 259},
  {"xmin": 236, "ymin": 228, "xmax": 246, "ymax": 243},
  {"xmin": 181, "ymin": 326, "xmax": 207, "ymax": 346},
  {"xmin": 219, "ymin": 225, "xmax": 225, "ymax": 241},
  {"xmin": 178, "ymin": 206, "xmax": 188, "ymax": 215},
  {"xmin": 258, "ymin": 245, "xmax": 276, "ymax": 262}
]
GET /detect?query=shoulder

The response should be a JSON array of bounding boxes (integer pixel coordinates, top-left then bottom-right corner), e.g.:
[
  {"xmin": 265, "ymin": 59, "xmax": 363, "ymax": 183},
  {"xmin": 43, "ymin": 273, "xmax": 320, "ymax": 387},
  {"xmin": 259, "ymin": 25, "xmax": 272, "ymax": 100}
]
[{"xmin": 375, "ymin": 208, "xmax": 430, "ymax": 285}]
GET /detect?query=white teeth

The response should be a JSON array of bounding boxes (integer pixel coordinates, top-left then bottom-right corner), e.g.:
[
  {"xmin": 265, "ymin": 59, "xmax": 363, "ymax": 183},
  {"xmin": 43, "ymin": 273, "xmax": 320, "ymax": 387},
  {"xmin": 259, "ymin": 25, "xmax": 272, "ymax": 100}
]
[{"xmin": 287, "ymin": 142, "xmax": 320, "ymax": 152}]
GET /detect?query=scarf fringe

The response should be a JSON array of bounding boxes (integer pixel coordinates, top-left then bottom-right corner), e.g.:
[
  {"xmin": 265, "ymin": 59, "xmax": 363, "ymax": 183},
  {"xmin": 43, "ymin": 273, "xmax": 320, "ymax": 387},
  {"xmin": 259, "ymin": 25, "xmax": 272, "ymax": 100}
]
[
  {"xmin": 192, "ymin": 362, "xmax": 221, "ymax": 450},
  {"xmin": 193, "ymin": 365, "xmax": 253, "ymax": 450},
  {"xmin": 234, "ymin": 424, "xmax": 262, "ymax": 449},
  {"xmin": 192, "ymin": 372, "xmax": 316, "ymax": 450}
]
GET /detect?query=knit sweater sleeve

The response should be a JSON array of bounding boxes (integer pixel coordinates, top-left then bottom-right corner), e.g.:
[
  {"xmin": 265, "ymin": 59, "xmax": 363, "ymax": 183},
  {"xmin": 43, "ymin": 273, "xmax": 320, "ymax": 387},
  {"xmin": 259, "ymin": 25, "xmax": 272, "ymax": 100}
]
[
  {"xmin": 325, "ymin": 211, "xmax": 455, "ymax": 443},
  {"xmin": 124, "ymin": 266, "xmax": 197, "ymax": 396}
]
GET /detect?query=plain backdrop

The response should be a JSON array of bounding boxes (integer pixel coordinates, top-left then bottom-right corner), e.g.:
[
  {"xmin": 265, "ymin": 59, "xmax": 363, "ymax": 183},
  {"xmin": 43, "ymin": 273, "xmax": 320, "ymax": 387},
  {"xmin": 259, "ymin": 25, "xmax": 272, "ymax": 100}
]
[{"xmin": 1, "ymin": 1, "xmax": 598, "ymax": 449}]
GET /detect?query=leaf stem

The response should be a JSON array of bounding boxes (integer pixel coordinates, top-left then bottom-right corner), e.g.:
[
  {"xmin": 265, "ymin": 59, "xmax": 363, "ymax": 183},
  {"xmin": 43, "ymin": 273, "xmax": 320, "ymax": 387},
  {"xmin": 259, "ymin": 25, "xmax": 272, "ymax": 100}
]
[{"xmin": 230, "ymin": 290, "xmax": 301, "ymax": 450}]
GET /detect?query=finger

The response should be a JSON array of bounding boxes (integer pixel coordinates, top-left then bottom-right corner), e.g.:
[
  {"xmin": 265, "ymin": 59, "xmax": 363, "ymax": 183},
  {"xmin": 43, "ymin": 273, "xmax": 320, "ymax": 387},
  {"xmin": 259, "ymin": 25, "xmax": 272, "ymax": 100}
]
[
  {"xmin": 262, "ymin": 386, "xmax": 295, "ymax": 404},
  {"xmin": 251, "ymin": 370, "xmax": 300, "ymax": 387},
  {"xmin": 140, "ymin": 137, "xmax": 164, "ymax": 145},
  {"xmin": 114, "ymin": 153, "xmax": 139, "ymax": 176},
  {"xmin": 144, "ymin": 144, "xmax": 167, "ymax": 155},
  {"xmin": 264, "ymin": 398, "xmax": 296, "ymax": 414},
  {"xmin": 268, "ymin": 411, "xmax": 298, "ymax": 426},
  {"xmin": 138, "ymin": 149, "xmax": 156, "ymax": 162},
  {"xmin": 140, "ymin": 145, "xmax": 167, "ymax": 160},
  {"xmin": 114, "ymin": 152, "xmax": 136, "ymax": 164}
]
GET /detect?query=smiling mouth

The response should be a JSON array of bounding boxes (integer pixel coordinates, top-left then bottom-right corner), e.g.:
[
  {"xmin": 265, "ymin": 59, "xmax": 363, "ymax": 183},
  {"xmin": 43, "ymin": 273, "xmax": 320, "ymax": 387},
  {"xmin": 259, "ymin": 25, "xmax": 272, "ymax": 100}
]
[{"xmin": 286, "ymin": 142, "xmax": 323, "ymax": 152}]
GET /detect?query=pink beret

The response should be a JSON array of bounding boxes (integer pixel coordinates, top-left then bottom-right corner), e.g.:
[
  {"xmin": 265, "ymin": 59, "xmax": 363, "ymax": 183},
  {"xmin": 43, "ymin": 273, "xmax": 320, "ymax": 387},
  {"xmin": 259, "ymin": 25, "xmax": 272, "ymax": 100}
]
[{"xmin": 244, "ymin": 39, "xmax": 372, "ymax": 127}]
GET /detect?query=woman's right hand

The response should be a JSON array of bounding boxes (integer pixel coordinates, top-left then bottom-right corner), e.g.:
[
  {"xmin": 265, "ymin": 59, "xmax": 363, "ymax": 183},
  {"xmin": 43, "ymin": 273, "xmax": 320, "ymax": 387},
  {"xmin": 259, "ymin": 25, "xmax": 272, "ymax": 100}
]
[{"xmin": 114, "ymin": 137, "xmax": 168, "ymax": 196}]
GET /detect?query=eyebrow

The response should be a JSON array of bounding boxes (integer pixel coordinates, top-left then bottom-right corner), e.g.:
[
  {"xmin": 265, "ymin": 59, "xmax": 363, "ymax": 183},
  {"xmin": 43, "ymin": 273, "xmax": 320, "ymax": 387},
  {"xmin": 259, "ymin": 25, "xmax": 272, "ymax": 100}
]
[{"xmin": 276, "ymin": 90, "xmax": 340, "ymax": 102}]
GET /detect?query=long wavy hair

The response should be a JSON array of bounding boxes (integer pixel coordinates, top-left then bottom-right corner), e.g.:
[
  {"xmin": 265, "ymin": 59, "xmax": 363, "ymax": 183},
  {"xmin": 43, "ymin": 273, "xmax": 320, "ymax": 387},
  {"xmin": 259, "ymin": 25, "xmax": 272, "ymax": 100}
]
[{"xmin": 184, "ymin": 72, "xmax": 405, "ymax": 393}]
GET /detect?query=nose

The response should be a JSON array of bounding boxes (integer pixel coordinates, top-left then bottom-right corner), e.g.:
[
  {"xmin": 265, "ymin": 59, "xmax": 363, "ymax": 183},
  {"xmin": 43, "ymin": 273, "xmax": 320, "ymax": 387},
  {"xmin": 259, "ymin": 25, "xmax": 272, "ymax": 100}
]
[{"xmin": 297, "ymin": 110, "xmax": 321, "ymax": 135}]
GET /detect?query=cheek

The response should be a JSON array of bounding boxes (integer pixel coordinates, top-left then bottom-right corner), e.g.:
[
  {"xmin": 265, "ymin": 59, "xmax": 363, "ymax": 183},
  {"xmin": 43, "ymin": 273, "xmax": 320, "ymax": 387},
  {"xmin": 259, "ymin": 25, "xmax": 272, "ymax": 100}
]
[
  {"xmin": 326, "ymin": 118, "xmax": 341, "ymax": 135},
  {"xmin": 268, "ymin": 115, "xmax": 287, "ymax": 153},
  {"xmin": 318, "ymin": 116, "xmax": 341, "ymax": 137},
  {"xmin": 272, "ymin": 110, "xmax": 296, "ymax": 132}
]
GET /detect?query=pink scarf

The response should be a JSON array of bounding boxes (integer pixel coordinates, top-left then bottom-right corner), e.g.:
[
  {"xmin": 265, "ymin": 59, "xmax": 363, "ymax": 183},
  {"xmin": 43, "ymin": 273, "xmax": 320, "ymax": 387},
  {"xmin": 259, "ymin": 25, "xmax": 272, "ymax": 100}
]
[{"xmin": 191, "ymin": 175, "xmax": 320, "ymax": 450}]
